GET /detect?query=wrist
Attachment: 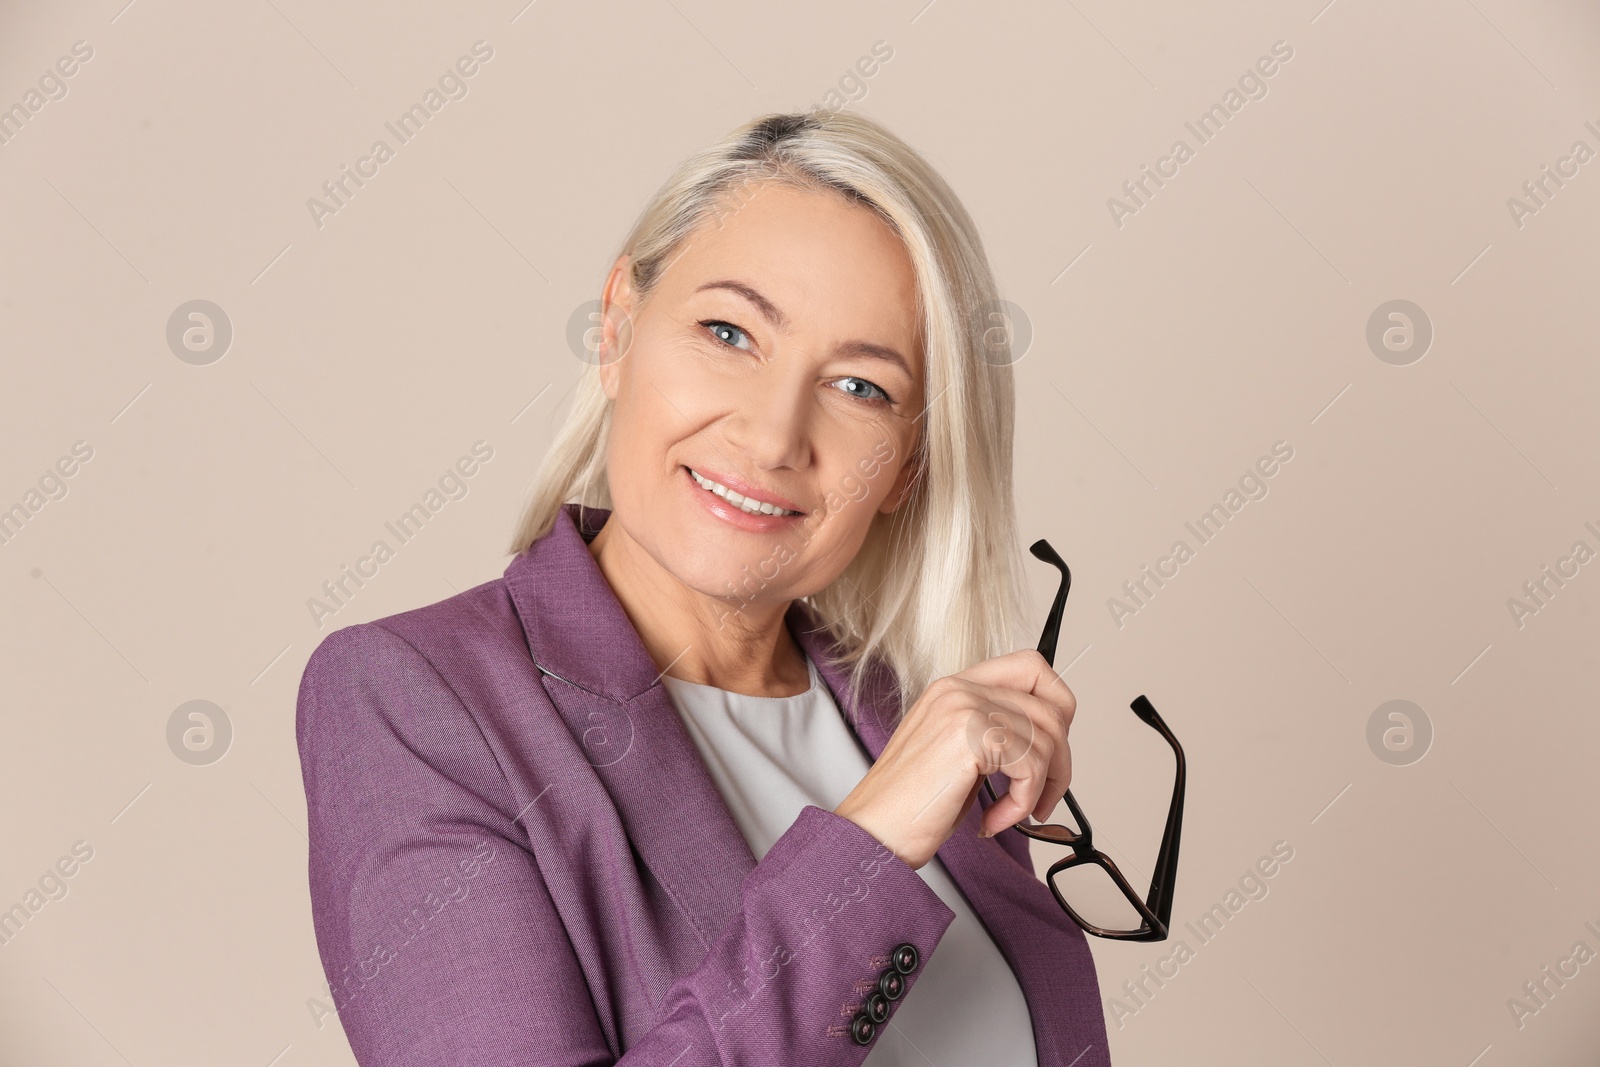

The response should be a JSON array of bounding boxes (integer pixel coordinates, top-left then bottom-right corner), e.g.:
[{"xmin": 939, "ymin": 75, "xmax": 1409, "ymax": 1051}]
[{"xmin": 833, "ymin": 802, "xmax": 919, "ymax": 871}]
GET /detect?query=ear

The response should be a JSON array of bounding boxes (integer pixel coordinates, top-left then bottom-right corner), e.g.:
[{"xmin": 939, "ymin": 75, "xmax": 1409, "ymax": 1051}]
[
  {"xmin": 597, "ymin": 255, "xmax": 635, "ymax": 400},
  {"xmin": 879, "ymin": 446, "xmax": 923, "ymax": 514}
]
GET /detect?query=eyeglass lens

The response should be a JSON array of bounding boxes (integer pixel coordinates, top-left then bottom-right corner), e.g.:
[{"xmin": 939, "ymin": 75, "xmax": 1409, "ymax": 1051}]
[{"xmin": 1050, "ymin": 861, "xmax": 1146, "ymax": 933}]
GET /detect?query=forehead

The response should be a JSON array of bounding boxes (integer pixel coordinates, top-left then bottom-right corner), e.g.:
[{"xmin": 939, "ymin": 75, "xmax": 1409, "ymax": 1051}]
[{"xmin": 658, "ymin": 182, "xmax": 923, "ymax": 367}]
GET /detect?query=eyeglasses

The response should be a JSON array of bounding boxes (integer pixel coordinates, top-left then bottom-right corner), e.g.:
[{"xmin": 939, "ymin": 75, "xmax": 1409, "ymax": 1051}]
[{"xmin": 979, "ymin": 539, "xmax": 1187, "ymax": 941}]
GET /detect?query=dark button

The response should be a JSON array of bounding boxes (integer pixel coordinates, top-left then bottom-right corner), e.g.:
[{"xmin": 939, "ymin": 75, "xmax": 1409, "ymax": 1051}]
[
  {"xmin": 865, "ymin": 991, "xmax": 890, "ymax": 1024},
  {"xmin": 878, "ymin": 969, "xmax": 905, "ymax": 1001},
  {"xmin": 891, "ymin": 942, "xmax": 919, "ymax": 974},
  {"xmin": 850, "ymin": 1011, "xmax": 876, "ymax": 1046}
]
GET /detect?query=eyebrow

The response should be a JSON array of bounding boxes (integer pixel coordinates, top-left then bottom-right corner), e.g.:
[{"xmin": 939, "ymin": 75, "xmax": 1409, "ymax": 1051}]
[{"xmin": 692, "ymin": 279, "xmax": 914, "ymax": 379}]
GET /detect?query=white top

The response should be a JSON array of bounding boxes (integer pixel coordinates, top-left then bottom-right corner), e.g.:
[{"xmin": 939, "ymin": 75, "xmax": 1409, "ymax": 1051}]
[{"xmin": 661, "ymin": 652, "xmax": 1038, "ymax": 1066}]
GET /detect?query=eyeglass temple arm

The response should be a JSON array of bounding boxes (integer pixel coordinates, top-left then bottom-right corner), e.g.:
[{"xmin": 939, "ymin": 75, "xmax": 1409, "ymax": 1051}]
[
  {"xmin": 1019, "ymin": 539, "xmax": 1074, "ymax": 822},
  {"xmin": 1030, "ymin": 540, "xmax": 1071, "ymax": 666},
  {"xmin": 1006, "ymin": 539, "xmax": 1072, "ymax": 810},
  {"xmin": 1130, "ymin": 695, "xmax": 1185, "ymax": 932}
]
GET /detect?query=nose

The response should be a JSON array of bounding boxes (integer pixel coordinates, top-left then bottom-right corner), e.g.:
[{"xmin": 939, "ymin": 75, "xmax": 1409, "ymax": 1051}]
[{"xmin": 719, "ymin": 356, "xmax": 812, "ymax": 474}]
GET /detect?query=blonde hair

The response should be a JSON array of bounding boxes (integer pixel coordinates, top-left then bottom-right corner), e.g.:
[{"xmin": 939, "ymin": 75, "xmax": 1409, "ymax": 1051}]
[{"xmin": 509, "ymin": 110, "xmax": 1030, "ymax": 724}]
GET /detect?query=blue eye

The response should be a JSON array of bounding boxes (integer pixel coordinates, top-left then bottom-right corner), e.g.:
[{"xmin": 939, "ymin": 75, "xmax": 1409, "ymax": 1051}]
[
  {"xmin": 699, "ymin": 319, "xmax": 753, "ymax": 350},
  {"xmin": 699, "ymin": 319, "xmax": 894, "ymax": 406},
  {"xmin": 834, "ymin": 377, "xmax": 894, "ymax": 405}
]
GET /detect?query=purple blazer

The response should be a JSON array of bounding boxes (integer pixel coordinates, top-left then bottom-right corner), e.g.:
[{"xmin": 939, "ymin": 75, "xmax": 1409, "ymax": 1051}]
[{"xmin": 297, "ymin": 502, "xmax": 1111, "ymax": 1065}]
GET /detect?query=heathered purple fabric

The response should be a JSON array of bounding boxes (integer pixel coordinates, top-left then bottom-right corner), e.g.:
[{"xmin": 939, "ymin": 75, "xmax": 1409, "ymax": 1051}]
[{"xmin": 296, "ymin": 502, "xmax": 1112, "ymax": 1065}]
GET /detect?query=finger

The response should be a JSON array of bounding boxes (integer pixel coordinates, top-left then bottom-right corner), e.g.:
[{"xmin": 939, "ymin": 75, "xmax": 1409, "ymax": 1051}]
[
  {"xmin": 998, "ymin": 716, "xmax": 1071, "ymax": 825},
  {"xmin": 955, "ymin": 649, "xmax": 1076, "ymax": 719},
  {"xmin": 1032, "ymin": 779, "xmax": 1067, "ymax": 822},
  {"xmin": 1032, "ymin": 729, "xmax": 1072, "ymax": 822},
  {"xmin": 1031, "ymin": 761, "xmax": 1071, "ymax": 822},
  {"xmin": 971, "ymin": 682, "xmax": 1072, "ymax": 822},
  {"xmin": 982, "ymin": 788, "xmax": 1033, "ymax": 838},
  {"xmin": 965, "ymin": 686, "xmax": 1065, "ymax": 781},
  {"xmin": 984, "ymin": 745, "xmax": 1056, "ymax": 836}
]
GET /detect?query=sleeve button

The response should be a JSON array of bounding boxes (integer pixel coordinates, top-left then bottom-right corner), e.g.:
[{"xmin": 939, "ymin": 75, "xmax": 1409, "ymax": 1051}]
[
  {"xmin": 850, "ymin": 1011, "xmax": 876, "ymax": 1046},
  {"xmin": 891, "ymin": 942, "xmax": 919, "ymax": 974},
  {"xmin": 878, "ymin": 968, "xmax": 905, "ymax": 1001}
]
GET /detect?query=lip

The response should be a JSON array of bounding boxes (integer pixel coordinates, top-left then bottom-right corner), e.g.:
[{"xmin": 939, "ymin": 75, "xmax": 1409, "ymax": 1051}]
[
  {"xmin": 683, "ymin": 465, "xmax": 803, "ymax": 514},
  {"xmin": 681, "ymin": 465, "xmax": 806, "ymax": 531}
]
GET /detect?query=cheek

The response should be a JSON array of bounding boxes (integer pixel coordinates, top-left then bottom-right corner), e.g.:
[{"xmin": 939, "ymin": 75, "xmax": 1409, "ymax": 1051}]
[
  {"xmin": 602, "ymin": 394, "xmax": 664, "ymax": 502},
  {"xmin": 816, "ymin": 449, "xmax": 892, "ymax": 520},
  {"xmin": 609, "ymin": 345, "xmax": 683, "ymax": 452},
  {"xmin": 625, "ymin": 336, "xmax": 728, "ymax": 419}
]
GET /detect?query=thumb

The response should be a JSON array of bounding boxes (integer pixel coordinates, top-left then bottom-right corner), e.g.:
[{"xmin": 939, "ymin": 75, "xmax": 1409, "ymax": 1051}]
[{"xmin": 979, "ymin": 786, "xmax": 1032, "ymax": 839}]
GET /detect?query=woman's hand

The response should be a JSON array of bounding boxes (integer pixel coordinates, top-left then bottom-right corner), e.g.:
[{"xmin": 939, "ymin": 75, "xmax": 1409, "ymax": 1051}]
[{"xmin": 832, "ymin": 649, "xmax": 1076, "ymax": 870}]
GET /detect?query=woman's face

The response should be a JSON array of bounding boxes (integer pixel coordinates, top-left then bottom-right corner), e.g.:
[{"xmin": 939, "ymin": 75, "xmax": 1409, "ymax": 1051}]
[{"xmin": 596, "ymin": 181, "xmax": 925, "ymax": 616}]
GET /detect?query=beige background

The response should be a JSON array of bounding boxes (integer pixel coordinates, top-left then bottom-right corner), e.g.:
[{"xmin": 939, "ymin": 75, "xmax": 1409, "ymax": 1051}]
[{"xmin": 2, "ymin": 0, "xmax": 1597, "ymax": 1063}]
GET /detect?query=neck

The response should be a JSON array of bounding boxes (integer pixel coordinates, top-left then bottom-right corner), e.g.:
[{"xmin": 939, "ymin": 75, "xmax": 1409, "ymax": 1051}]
[{"xmin": 586, "ymin": 514, "xmax": 811, "ymax": 698}]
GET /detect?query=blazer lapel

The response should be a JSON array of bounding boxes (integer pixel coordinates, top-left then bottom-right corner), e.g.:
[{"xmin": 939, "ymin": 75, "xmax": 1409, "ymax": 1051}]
[{"xmin": 504, "ymin": 503, "xmax": 758, "ymax": 951}]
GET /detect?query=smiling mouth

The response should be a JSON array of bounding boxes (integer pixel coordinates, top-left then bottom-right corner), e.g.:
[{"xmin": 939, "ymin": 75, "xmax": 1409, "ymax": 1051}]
[{"xmin": 685, "ymin": 467, "xmax": 803, "ymax": 517}]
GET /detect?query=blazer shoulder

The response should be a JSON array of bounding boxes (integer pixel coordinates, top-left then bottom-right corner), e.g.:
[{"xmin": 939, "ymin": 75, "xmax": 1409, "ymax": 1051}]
[
  {"xmin": 295, "ymin": 576, "xmax": 535, "ymax": 810},
  {"xmin": 304, "ymin": 573, "xmax": 527, "ymax": 680}
]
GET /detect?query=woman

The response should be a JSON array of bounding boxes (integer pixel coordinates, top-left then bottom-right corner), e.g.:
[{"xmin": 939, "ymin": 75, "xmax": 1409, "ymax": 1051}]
[{"xmin": 297, "ymin": 111, "xmax": 1111, "ymax": 1065}]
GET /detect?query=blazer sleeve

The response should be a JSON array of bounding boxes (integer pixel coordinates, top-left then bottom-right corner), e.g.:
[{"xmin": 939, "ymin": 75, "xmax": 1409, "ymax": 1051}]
[{"xmin": 296, "ymin": 622, "xmax": 959, "ymax": 1066}]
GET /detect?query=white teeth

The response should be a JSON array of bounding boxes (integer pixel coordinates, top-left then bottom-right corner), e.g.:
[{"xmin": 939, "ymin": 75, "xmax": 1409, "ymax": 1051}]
[{"xmin": 688, "ymin": 468, "xmax": 797, "ymax": 516}]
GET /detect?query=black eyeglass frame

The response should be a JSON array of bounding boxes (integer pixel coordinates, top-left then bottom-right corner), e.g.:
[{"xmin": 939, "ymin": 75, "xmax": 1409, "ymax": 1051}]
[{"xmin": 979, "ymin": 539, "xmax": 1187, "ymax": 942}]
